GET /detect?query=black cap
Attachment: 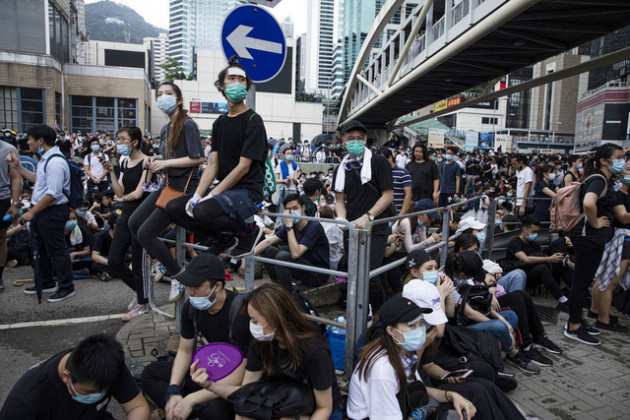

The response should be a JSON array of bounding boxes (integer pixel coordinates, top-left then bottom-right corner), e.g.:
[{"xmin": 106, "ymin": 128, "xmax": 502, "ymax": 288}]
[
  {"xmin": 341, "ymin": 120, "xmax": 367, "ymax": 135},
  {"xmin": 379, "ymin": 296, "xmax": 432, "ymax": 328},
  {"xmin": 405, "ymin": 250, "xmax": 431, "ymax": 272},
  {"xmin": 415, "ymin": 198, "xmax": 440, "ymax": 220},
  {"xmin": 174, "ymin": 253, "xmax": 225, "ymax": 287},
  {"xmin": 457, "ymin": 251, "xmax": 484, "ymax": 277}
]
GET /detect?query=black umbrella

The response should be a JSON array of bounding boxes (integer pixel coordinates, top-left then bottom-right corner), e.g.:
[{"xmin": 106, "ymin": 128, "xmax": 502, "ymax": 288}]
[{"xmin": 312, "ymin": 133, "xmax": 332, "ymax": 146}]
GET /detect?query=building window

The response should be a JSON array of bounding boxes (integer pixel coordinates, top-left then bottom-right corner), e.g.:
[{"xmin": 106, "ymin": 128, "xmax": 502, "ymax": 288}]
[
  {"xmin": 21, "ymin": 88, "xmax": 45, "ymax": 132},
  {"xmin": 482, "ymin": 117, "xmax": 498, "ymax": 125},
  {"xmin": 0, "ymin": 87, "xmax": 19, "ymax": 131},
  {"xmin": 70, "ymin": 96, "xmax": 138, "ymax": 134},
  {"xmin": 0, "ymin": 87, "xmax": 45, "ymax": 132},
  {"xmin": 55, "ymin": 92, "xmax": 62, "ymax": 128}
]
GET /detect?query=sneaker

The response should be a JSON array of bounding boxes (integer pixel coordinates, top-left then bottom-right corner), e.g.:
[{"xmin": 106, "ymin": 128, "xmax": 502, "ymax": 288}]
[
  {"xmin": 230, "ymin": 225, "xmax": 262, "ymax": 258},
  {"xmin": 47, "ymin": 288, "xmax": 76, "ymax": 303},
  {"xmin": 494, "ymin": 376, "xmax": 518, "ymax": 393},
  {"xmin": 505, "ymin": 352, "xmax": 541, "ymax": 374},
  {"xmin": 6, "ymin": 259, "xmax": 18, "ymax": 268},
  {"xmin": 564, "ymin": 324, "xmax": 601, "ymax": 345},
  {"xmin": 168, "ymin": 279, "xmax": 184, "ymax": 302},
  {"xmin": 583, "ymin": 323, "xmax": 601, "ymax": 336},
  {"xmin": 98, "ymin": 272, "xmax": 112, "ymax": 282},
  {"xmin": 121, "ymin": 304, "xmax": 147, "ymax": 322},
  {"xmin": 497, "ymin": 367, "xmax": 516, "ymax": 378},
  {"xmin": 0, "ymin": 278, "xmax": 4, "ymax": 293},
  {"xmin": 127, "ymin": 294, "xmax": 138, "ymax": 311},
  {"xmin": 209, "ymin": 237, "xmax": 237, "ymax": 255},
  {"xmin": 24, "ymin": 285, "xmax": 57, "ymax": 295},
  {"xmin": 152, "ymin": 262, "xmax": 166, "ymax": 283},
  {"xmin": 587, "ymin": 310, "xmax": 618, "ymax": 323},
  {"xmin": 595, "ymin": 319, "xmax": 629, "ymax": 333},
  {"xmin": 533, "ymin": 336, "xmax": 563, "ymax": 354},
  {"xmin": 522, "ymin": 348, "xmax": 553, "ymax": 367},
  {"xmin": 556, "ymin": 302, "xmax": 569, "ymax": 314}
]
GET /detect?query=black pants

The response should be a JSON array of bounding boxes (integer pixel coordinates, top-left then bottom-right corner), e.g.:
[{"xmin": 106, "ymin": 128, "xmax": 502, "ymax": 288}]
[
  {"xmin": 382, "ymin": 252, "xmax": 405, "ymax": 295},
  {"xmin": 141, "ymin": 360, "xmax": 235, "ymax": 420},
  {"xmin": 262, "ymin": 247, "xmax": 328, "ymax": 291},
  {"xmin": 439, "ymin": 378, "xmax": 525, "ymax": 420},
  {"xmin": 523, "ymin": 263, "xmax": 564, "ymax": 300},
  {"xmin": 31, "ymin": 204, "xmax": 74, "ymax": 290},
  {"xmin": 91, "ymin": 262, "xmax": 113, "ymax": 276},
  {"xmin": 498, "ymin": 290, "xmax": 545, "ymax": 348},
  {"xmin": 569, "ymin": 235, "xmax": 604, "ymax": 324},
  {"xmin": 166, "ymin": 193, "xmax": 243, "ymax": 237},
  {"xmin": 438, "ymin": 193, "xmax": 454, "ymax": 208},
  {"xmin": 109, "ymin": 212, "xmax": 147, "ymax": 304},
  {"xmin": 128, "ymin": 189, "xmax": 181, "ymax": 276}
]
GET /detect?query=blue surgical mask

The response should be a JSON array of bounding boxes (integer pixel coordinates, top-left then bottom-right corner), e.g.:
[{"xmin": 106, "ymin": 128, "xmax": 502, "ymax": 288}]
[
  {"xmin": 116, "ymin": 144, "xmax": 130, "ymax": 156},
  {"xmin": 417, "ymin": 220, "xmax": 424, "ymax": 229},
  {"xmin": 346, "ymin": 141, "xmax": 365, "ymax": 157},
  {"xmin": 476, "ymin": 231, "xmax": 486, "ymax": 244},
  {"xmin": 608, "ymin": 158, "xmax": 625, "ymax": 174},
  {"xmin": 507, "ymin": 192, "xmax": 514, "ymax": 197},
  {"xmin": 527, "ymin": 233, "xmax": 538, "ymax": 242},
  {"xmin": 293, "ymin": 209, "xmax": 302, "ymax": 223},
  {"xmin": 225, "ymin": 83, "xmax": 248, "ymax": 103},
  {"xmin": 497, "ymin": 222, "xmax": 504, "ymax": 231},
  {"xmin": 437, "ymin": 158, "xmax": 444, "ymax": 163},
  {"xmin": 577, "ymin": 163, "xmax": 583, "ymax": 169},
  {"xmin": 91, "ymin": 145, "xmax": 100, "ymax": 152},
  {"xmin": 422, "ymin": 271, "xmax": 439, "ymax": 285},
  {"xmin": 65, "ymin": 221, "xmax": 78, "ymax": 231},
  {"xmin": 37, "ymin": 147, "xmax": 44, "ymax": 155},
  {"xmin": 395, "ymin": 325, "xmax": 427, "ymax": 352},
  {"xmin": 285, "ymin": 154, "xmax": 294, "ymax": 162},
  {"xmin": 67, "ymin": 380, "xmax": 107, "ymax": 405},
  {"xmin": 547, "ymin": 173, "xmax": 556, "ymax": 181},
  {"xmin": 76, "ymin": 210, "xmax": 86, "ymax": 216},
  {"xmin": 623, "ymin": 175, "xmax": 630, "ymax": 185},
  {"xmin": 157, "ymin": 94, "xmax": 178, "ymax": 115},
  {"xmin": 445, "ymin": 154, "xmax": 453, "ymax": 161},
  {"xmin": 189, "ymin": 285, "xmax": 217, "ymax": 311}
]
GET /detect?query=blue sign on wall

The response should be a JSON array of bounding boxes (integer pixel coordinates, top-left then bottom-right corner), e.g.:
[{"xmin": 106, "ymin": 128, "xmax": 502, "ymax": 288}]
[{"xmin": 221, "ymin": 5, "xmax": 287, "ymax": 83}]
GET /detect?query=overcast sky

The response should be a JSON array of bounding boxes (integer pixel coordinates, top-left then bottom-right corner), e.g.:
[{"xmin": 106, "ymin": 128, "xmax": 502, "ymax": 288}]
[{"xmin": 85, "ymin": 0, "xmax": 307, "ymax": 37}]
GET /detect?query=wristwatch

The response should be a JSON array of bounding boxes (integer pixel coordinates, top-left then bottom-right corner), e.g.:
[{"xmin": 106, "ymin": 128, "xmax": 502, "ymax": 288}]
[
  {"xmin": 164, "ymin": 384, "xmax": 182, "ymax": 400},
  {"xmin": 367, "ymin": 212, "xmax": 375, "ymax": 222},
  {"xmin": 287, "ymin": 225, "xmax": 294, "ymax": 231}
]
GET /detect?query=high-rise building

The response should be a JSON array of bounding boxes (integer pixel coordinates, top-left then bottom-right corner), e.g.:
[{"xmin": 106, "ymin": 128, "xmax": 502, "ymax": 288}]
[
  {"xmin": 168, "ymin": 0, "xmax": 246, "ymax": 77},
  {"xmin": 281, "ymin": 16, "xmax": 294, "ymax": 39},
  {"xmin": 145, "ymin": 33, "xmax": 169, "ymax": 84},
  {"xmin": 296, "ymin": 34, "xmax": 307, "ymax": 93},
  {"xmin": 303, "ymin": 0, "xmax": 335, "ymax": 93}
]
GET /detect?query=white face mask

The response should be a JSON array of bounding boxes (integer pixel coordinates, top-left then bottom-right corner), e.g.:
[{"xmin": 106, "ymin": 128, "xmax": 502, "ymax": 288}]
[{"xmin": 249, "ymin": 321, "xmax": 275, "ymax": 342}]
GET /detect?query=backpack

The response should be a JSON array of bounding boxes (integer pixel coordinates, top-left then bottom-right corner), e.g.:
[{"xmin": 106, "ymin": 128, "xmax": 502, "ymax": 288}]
[
  {"xmin": 189, "ymin": 291, "xmax": 247, "ymax": 350},
  {"xmin": 44, "ymin": 154, "xmax": 84, "ymax": 209},
  {"xmin": 550, "ymin": 174, "xmax": 607, "ymax": 233}
]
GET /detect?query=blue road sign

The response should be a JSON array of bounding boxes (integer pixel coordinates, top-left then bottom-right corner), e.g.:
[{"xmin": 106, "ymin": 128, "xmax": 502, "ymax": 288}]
[{"xmin": 221, "ymin": 5, "xmax": 287, "ymax": 83}]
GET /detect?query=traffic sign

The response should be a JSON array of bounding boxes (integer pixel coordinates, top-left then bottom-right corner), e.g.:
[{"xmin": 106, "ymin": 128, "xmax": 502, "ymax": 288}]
[{"xmin": 221, "ymin": 5, "xmax": 287, "ymax": 83}]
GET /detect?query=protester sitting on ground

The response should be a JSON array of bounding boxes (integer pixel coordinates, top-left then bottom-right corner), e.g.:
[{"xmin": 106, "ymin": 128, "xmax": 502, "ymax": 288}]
[
  {"xmin": 77, "ymin": 206, "xmax": 99, "ymax": 231},
  {"xmin": 502, "ymin": 215, "xmax": 570, "ymax": 312},
  {"xmin": 393, "ymin": 199, "xmax": 442, "ymax": 254},
  {"xmin": 302, "ymin": 177, "xmax": 325, "ymax": 217},
  {"xmin": 190, "ymin": 283, "xmax": 344, "ymax": 420},
  {"xmin": 245, "ymin": 194, "xmax": 330, "ymax": 291},
  {"xmin": 91, "ymin": 213, "xmax": 117, "ymax": 282},
  {"xmin": 5, "ymin": 214, "xmax": 31, "ymax": 268},
  {"xmin": 319, "ymin": 205, "xmax": 344, "ymax": 270},
  {"xmin": 90, "ymin": 192, "xmax": 114, "ymax": 228},
  {"xmin": 346, "ymin": 296, "xmax": 477, "ymax": 420},
  {"xmin": 65, "ymin": 208, "xmax": 93, "ymax": 271},
  {"xmin": 0, "ymin": 334, "xmax": 150, "ymax": 420},
  {"xmin": 548, "ymin": 233, "xmax": 575, "ymax": 296},
  {"xmin": 454, "ymin": 216, "xmax": 488, "ymax": 250},
  {"xmin": 141, "ymin": 253, "xmax": 250, "ymax": 420},
  {"xmin": 532, "ymin": 164, "xmax": 557, "ymax": 222},
  {"xmin": 445, "ymin": 251, "xmax": 540, "ymax": 374}
]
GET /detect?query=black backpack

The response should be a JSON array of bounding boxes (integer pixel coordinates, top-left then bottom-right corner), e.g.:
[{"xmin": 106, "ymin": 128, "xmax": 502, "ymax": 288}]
[
  {"xmin": 433, "ymin": 325, "xmax": 503, "ymax": 377},
  {"xmin": 44, "ymin": 154, "xmax": 84, "ymax": 209}
]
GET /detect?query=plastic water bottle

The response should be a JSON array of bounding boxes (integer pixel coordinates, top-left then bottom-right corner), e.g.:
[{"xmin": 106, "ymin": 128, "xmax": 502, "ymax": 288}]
[
  {"xmin": 327, "ymin": 316, "xmax": 346, "ymax": 371},
  {"xmin": 3, "ymin": 210, "xmax": 21, "ymax": 222}
]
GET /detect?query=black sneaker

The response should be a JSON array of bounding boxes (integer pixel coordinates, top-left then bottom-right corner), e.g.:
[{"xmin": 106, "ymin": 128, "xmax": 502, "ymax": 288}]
[
  {"xmin": 583, "ymin": 323, "xmax": 600, "ymax": 336},
  {"xmin": 494, "ymin": 376, "xmax": 518, "ymax": 393},
  {"xmin": 556, "ymin": 302, "xmax": 569, "ymax": 314},
  {"xmin": 0, "ymin": 278, "xmax": 4, "ymax": 293},
  {"xmin": 24, "ymin": 285, "xmax": 57, "ymax": 295},
  {"xmin": 595, "ymin": 319, "xmax": 629, "ymax": 333},
  {"xmin": 564, "ymin": 324, "xmax": 600, "ymax": 345},
  {"xmin": 522, "ymin": 348, "xmax": 553, "ymax": 367},
  {"xmin": 587, "ymin": 310, "xmax": 618, "ymax": 323},
  {"xmin": 533, "ymin": 336, "xmax": 563, "ymax": 354},
  {"xmin": 208, "ymin": 237, "xmax": 237, "ymax": 255},
  {"xmin": 230, "ymin": 225, "xmax": 262, "ymax": 258},
  {"xmin": 98, "ymin": 272, "xmax": 112, "ymax": 282},
  {"xmin": 47, "ymin": 288, "xmax": 76, "ymax": 303},
  {"xmin": 505, "ymin": 352, "xmax": 541, "ymax": 374}
]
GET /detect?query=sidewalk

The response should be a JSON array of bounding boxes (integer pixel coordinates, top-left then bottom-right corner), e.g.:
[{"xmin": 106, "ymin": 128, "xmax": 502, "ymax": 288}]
[{"xmin": 116, "ymin": 294, "xmax": 630, "ymax": 420}]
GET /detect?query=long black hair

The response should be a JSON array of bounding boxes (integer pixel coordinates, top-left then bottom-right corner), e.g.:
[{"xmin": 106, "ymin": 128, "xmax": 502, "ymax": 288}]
[{"xmin": 582, "ymin": 143, "xmax": 623, "ymax": 180}]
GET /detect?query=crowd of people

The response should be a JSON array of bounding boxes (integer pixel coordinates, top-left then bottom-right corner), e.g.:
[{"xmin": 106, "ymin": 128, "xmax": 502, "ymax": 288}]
[{"xmin": 1, "ymin": 55, "xmax": 629, "ymax": 420}]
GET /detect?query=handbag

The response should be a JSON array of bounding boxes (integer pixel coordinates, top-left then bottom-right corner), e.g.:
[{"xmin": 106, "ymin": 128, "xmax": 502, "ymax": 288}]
[
  {"xmin": 612, "ymin": 285, "xmax": 630, "ymax": 314},
  {"xmin": 453, "ymin": 284, "xmax": 493, "ymax": 326},
  {"xmin": 155, "ymin": 139, "xmax": 194, "ymax": 210},
  {"xmin": 229, "ymin": 378, "xmax": 316, "ymax": 420},
  {"xmin": 396, "ymin": 380, "xmax": 429, "ymax": 419}
]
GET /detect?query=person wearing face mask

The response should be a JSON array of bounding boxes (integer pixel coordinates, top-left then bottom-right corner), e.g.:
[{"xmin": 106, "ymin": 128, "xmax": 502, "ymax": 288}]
[
  {"xmin": 190, "ymin": 283, "xmax": 344, "ymax": 420},
  {"xmin": 84, "ymin": 137, "xmax": 110, "ymax": 200},
  {"xmin": 103, "ymin": 126, "xmax": 153, "ymax": 320},
  {"xmin": 244, "ymin": 194, "xmax": 330, "ymax": 292},
  {"xmin": 564, "ymin": 155, "xmax": 583, "ymax": 187},
  {"xmin": 347, "ymin": 296, "xmax": 477, "ymax": 420},
  {"xmin": 532, "ymin": 164, "xmax": 557, "ymax": 222},
  {"xmin": 510, "ymin": 154, "xmax": 535, "ymax": 217},
  {"xmin": 393, "ymin": 199, "xmax": 443, "ymax": 255},
  {"xmin": 332, "ymin": 120, "xmax": 394, "ymax": 312},
  {"xmin": 165, "ymin": 57, "xmax": 267, "ymax": 262},
  {"xmin": 406, "ymin": 143, "xmax": 440, "ymax": 202},
  {"xmin": 0, "ymin": 334, "xmax": 150, "ymax": 420},
  {"xmin": 141, "ymin": 253, "xmax": 251, "ymax": 420},
  {"xmin": 438, "ymin": 146, "xmax": 462, "ymax": 208},
  {"xmin": 300, "ymin": 177, "xmax": 324, "ymax": 217},
  {"xmin": 64, "ymin": 209, "xmax": 93, "ymax": 272}
]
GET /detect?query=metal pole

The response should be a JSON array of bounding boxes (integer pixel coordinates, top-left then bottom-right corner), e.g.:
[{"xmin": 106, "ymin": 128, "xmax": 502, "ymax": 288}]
[
  {"xmin": 344, "ymin": 228, "xmax": 370, "ymax": 375},
  {"xmin": 247, "ymin": 84, "xmax": 256, "ymax": 112},
  {"xmin": 174, "ymin": 227, "xmax": 186, "ymax": 333},
  {"xmin": 440, "ymin": 205, "xmax": 450, "ymax": 268},
  {"xmin": 244, "ymin": 255, "xmax": 256, "ymax": 292},
  {"xmin": 485, "ymin": 199, "xmax": 498, "ymax": 259}
]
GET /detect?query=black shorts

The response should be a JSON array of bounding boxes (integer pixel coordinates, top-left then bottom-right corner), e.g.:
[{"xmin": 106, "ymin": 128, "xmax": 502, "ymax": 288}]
[
  {"xmin": 0, "ymin": 199, "xmax": 11, "ymax": 228},
  {"xmin": 622, "ymin": 237, "xmax": 630, "ymax": 260}
]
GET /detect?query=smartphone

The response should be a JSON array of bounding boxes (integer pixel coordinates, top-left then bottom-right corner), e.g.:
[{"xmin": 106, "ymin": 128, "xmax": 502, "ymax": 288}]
[{"xmin": 441, "ymin": 369, "xmax": 473, "ymax": 380}]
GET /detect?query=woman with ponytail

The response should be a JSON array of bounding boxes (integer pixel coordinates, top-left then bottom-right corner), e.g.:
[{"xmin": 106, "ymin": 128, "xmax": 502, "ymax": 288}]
[{"xmin": 128, "ymin": 82, "xmax": 205, "ymax": 300}]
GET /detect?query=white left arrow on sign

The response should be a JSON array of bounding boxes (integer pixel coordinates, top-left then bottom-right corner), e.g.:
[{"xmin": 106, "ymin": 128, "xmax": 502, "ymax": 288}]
[{"xmin": 226, "ymin": 25, "xmax": 283, "ymax": 60}]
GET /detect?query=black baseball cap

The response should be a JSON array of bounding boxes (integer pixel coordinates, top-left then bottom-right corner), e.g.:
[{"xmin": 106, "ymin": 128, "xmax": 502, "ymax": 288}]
[
  {"xmin": 405, "ymin": 250, "xmax": 431, "ymax": 273},
  {"xmin": 341, "ymin": 120, "xmax": 367, "ymax": 135},
  {"xmin": 379, "ymin": 296, "xmax": 432, "ymax": 328},
  {"xmin": 174, "ymin": 253, "xmax": 225, "ymax": 287}
]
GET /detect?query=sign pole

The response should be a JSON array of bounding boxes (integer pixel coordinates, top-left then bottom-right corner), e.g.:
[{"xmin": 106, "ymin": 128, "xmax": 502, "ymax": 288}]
[{"xmin": 247, "ymin": 84, "xmax": 256, "ymax": 112}]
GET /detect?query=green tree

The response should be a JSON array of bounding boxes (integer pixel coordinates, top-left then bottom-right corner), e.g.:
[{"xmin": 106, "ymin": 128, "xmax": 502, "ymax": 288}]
[{"xmin": 161, "ymin": 57, "xmax": 186, "ymax": 82}]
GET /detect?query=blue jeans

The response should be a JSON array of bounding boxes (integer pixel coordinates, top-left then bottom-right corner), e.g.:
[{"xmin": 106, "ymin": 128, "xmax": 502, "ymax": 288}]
[
  {"xmin": 468, "ymin": 310, "xmax": 518, "ymax": 354},
  {"xmin": 498, "ymin": 269, "xmax": 526, "ymax": 292}
]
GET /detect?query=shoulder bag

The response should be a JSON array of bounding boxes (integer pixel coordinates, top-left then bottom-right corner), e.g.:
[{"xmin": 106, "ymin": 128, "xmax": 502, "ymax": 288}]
[{"xmin": 155, "ymin": 138, "xmax": 194, "ymax": 210}]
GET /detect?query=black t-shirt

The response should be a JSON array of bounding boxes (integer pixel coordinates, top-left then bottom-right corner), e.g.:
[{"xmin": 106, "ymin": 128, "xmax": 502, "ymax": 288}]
[
  {"xmin": 406, "ymin": 160, "xmax": 439, "ymax": 201},
  {"xmin": 120, "ymin": 159, "xmax": 149, "ymax": 213},
  {"xmin": 275, "ymin": 221, "xmax": 330, "ymax": 268},
  {"xmin": 614, "ymin": 189, "xmax": 630, "ymax": 229},
  {"xmin": 534, "ymin": 181, "xmax": 555, "ymax": 214},
  {"xmin": 246, "ymin": 337, "xmax": 342, "ymax": 409},
  {"xmin": 571, "ymin": 172, "xmax": 617, "ymax": 246},
  {"xmin": 160, "ymin": 119, "xmax": 205, "ymax": 192},
  {"xmin": 333, "ymin": 154, "xmax": 394, "ymax": 224},
  {"xmin": 92, "ymin": 230, "xmax": 112, "ymax": 257},
  {"xmin": 466, "ymin": 159, "xmax": 480, "ymax": 176},
  {"xmin": 65, "ymin": 223, "xmax": 93, "ymax": 252},
  {"xmin": 506, "ymin": 236, "xmax": 542, "ymax": 263},
  {"xmin": 212, "ymin": 110, "xmax": 267, "ymax": 202},
  {"xmin": 180, "ymin": 290, "xmax": 251, "ymax": 355},
  {"xmin": 0, "ymin": 349, "xmax": 140, "ymax": 420},
  {"xmin": 56, "ymin": 139, "xmax": 72, "ymax": 158}
]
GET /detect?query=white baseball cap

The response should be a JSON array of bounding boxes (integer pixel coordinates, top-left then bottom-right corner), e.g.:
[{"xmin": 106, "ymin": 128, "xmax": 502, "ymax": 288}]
[
  {"xmin": 456, "ymin": 217, "xmax": 487, "ymax": 233},
  {"xmin": 402, "ymin": 280, "xmax": 448, "ymax": 326}
]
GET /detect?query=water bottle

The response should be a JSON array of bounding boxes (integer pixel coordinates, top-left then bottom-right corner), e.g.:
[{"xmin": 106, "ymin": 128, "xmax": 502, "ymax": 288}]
[
  {"xmin": 327, "ymin": 316, "xmax": 346, "ymax": 371},
  {"xmin": 408, "ymin": 407, "xmax": 429, "ymax": 420},
  {"xmin": 3, "ymin": 210, "xmax": 21, "ymax": 222}
]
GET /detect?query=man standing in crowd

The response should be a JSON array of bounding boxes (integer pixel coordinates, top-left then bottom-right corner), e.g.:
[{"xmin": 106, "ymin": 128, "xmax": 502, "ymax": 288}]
[
  {"xmin": 406, "ymin": 143, "xmax": 440, "ymax": 203},
  {"xmin": 84, "ymin": 137, "xmax": 110, "ymax": 198},
  {"xmin": 0, "ymin": 132, "xmax": 22, "ymax": 293},
  {"xmin": 465, "ymin": 153, "xmax": 480, "ymax": 196},
  {"xmin": 380, "ymin": 147, "xmax": 412, "ymax": 216},
  {"xmin": 333, "ymin": 120, "xmax": 393, "ymax": 312},
  {"xmin": 9, "ymin": 124, "xmax": 75, "ymax": 302},
  {"xmin": 438, "ymin": 146, "xmax": 461, "ymax": 207},
  {"xmin": 511, "ymin": 154, "xmax": 534, "ymax": 217}
]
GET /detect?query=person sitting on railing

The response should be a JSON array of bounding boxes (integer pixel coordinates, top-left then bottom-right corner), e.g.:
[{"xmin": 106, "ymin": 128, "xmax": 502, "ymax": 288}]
[
  {"xmin": 532, "ymin": 165, "xmax": 557, "ymax": 222},
  {"xmin": 246, "ymin": 193, "xmax": 330, "ymax": 292},
  {"xmin": 502, "ymin": 215, "xmax": 570, "ymax": 313}
]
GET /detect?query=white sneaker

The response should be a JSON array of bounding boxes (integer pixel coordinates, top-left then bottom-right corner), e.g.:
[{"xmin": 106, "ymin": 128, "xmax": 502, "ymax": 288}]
[
  {"xmin": 127, "ymin": 294, "xmax": 138, "ymax": 312},
  {"xmin": 152, "ymin": 262, "xmax": 166, "ymax": 283},
  {"xmin": 169, "ymin": 279, "xmax": 184, "ymax": 302},
  {"xmin": 121, "ymin": 304, "xmax": 147, "ymax": 322}
]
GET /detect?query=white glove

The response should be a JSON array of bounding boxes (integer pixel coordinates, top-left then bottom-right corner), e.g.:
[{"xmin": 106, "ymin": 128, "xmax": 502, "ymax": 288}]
[
  {"xmin": 335, "ymin": 216, "xmax": 349, "ymax": 231},
  {"xmin": 185, "ymin": 193, "xmax": 202, "ymax": 218}
]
